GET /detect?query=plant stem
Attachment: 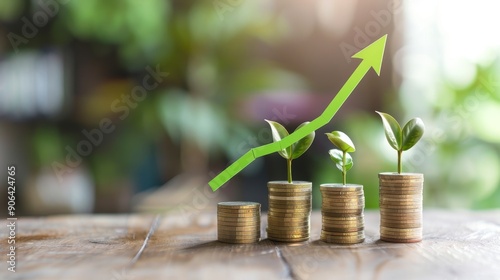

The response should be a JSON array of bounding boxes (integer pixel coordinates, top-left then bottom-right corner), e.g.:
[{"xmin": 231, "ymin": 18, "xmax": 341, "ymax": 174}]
[
  {"xmin": 287, "ymin": 158, "xmax": 292, "ymax": 183},
  {"xmin": 398, "ymin": 150, "xmax": 402, "ymax": 174},
  {"xmin": 342, "ymin": 151, "xmax": 347, "ymax": 185}
]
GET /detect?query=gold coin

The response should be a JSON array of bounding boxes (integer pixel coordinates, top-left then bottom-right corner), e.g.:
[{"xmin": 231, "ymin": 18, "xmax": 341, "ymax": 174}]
[
  {"xmin": 380, "ymin": 233, "xmax": 421, "ymax": 240},
  {"xmin": 322, "ymin": 203, "xmax": 364, "ymax": 209},
  {"xmin": 380, "ymin": 226, "xmax": 422, "ymax": 234},
  {"xmin": 268, "ymin": 189, "xmax": 312, "ymax": 195},
  {"xmin": 379, "ymin": 172, "xmax": 423, "ymax": 179},
  {"xmin": 322, "ymin": 215, "xmax": 364, "ymax": 221},
  {"xmin": 380, "ymin": 197, "xmax": 422, "ymax": 203},
  {"xmin": 267, "ymin": 236, "xmax": 309, "ymax": 242},
  {"xmin": 269, "ymin": 203, "xmax": 311, "ymax": 209},
  {"xmin": 380, "ymin": 193, "xmax": 422, "ymax": 199},
  {"xmin": 266, "ymin": 227, "xmax": 309, "ymax": 234},
  {"xmin": 217, "ymin": 223, "xmax": 260, "ymax": 229},
  {"xmin": 321, "ymin": 236, "xmax": 365, "ymax": 244},
  {"xmin": 321, "ymin": 230, "xmax": 364, "ymax": 236},
  {"xmin": 322, "ymin": 210, "xmax": 363, "ymax": 217},
  {"xmin": 322, "ymin": 226, "xmax": 364, "ymax": 233},
  {"xmin": 380, "ymin": 207, "xmax": 421, "ymax": 213},
  {"xmin": 323, "ymin": 221, "xmax": 364, "ymax": 228},
  {"xmin": 217, "ymin": 213, "xmax": 260, "ymax": 219},
  {"xmin": 320, "ymin": 184, "xmax": 363, "ymax": 191},
  {"xmin": 380, "ymin": 212, "xmax": 421, "ymax": 218},
  {"xmin": 268, "ymin": 193, "xmax": 311, "ymax": 199},
  {"xmin": 266, "ymin": 229, "xmax": 310, "ymax": 235},
  {"xmin": 381, "ymin": 222, "xmax": 421, "ymax": 228},
  {"xmin": 321, "ymin": 191, "xmax": 364, "ymax": 196},
  {"xmin": 267, "ymin": 215, "xmax": 309, "ymax": 222},
  {"xmin": 268, "ymin": 207, "xmax": 311, "ymax": 214},
  {"xmin": 266, "ymin": 231, "xmax": 309, "ymax": 237},
  {"xmin": 268, "ymin": 181, "xmax": 311, "ymax": 187},
  {"xmin": 381, "ymin": 213, "xmax": 421, "ymax": 219},
  {"xmin": 218, "ymin": 236, "xmax": 260, "ymax": 241},
  {"xmin": 218, "ymin": 201, "xmax": 260, "ymax": 208},
  {"xmin": 381, "ymin": 215, "xmax": 421, "ymax": 222},
  {"xmin": 268, "ymin": 211, "xmax": 310, "ymax": 218},
  {"xmin": 379, "ymin": 190, "xmax": 422, "ymax": 196},
  {"xmin": 269, "ymin": 195, "xmax": 311, "ymax": 201},
  {"xmin": 268, "ymin": 220, "xmax": 309, "ymax": 226},
  {"xmin": 266, "ymin": 232, "xmax": 310, "ymax": 239},
  {"xmin": 218, "ymin": 239, "xmax": 260, "ymax": 244},
  {"xmin": 269, "ymin": 199, "xmax": 311, "ymax": 205},
  {"xmin": 322, "ymin": 208, "xmax": 364, "ymax": 214},
  {"xmin": 269, "ymin": 201, "xmax": 311, "ymax": 207},
  {"xmin": 217, "ymin": 217, "xmax": 260, "ymax": 223},
  {"xmin": 320, "ymin": 232, "xmax": 364, "ymax": 238},
  {"xmin": 322, "ymin": 196, "xmax": 364, "ymax": 202},
  {"xmin": 218, "ymin": 231, "xmax": 260, "ymax": 238},
  {"xmin": 380, "ymin": 236, "xmax": 422, "ymax": 243},
  {"xmin": 217, "ymin": 224, "xmax": 260, "ymax": 229},
  {"xmin": 217, "ymin": 207, "xmax": 260, "ymax": 214}
]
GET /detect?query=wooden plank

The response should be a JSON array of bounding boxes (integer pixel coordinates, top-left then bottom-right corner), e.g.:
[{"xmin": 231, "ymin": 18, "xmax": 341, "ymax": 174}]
[
  {"xmin": 1, "ymin": 214, "xmax": 157, "ymax": 280},
  {"xmin": 280, "ymin": 210, "xmax": 500, "ymax": 280},
  {"xmin": 1, "ymin": 211, "xmax": 500, "ymax": 279}
]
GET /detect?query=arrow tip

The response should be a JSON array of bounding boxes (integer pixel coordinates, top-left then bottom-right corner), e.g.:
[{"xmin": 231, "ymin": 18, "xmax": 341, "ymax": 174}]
[{"xmin": 352, "ymin": 34, "xmax": 388, "ymax": 76}]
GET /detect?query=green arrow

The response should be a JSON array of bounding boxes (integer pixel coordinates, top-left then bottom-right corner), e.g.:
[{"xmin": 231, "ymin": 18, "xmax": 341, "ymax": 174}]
[{"xmin": 209, "ymin": 34, "xmax": 388, "ymax": 191}]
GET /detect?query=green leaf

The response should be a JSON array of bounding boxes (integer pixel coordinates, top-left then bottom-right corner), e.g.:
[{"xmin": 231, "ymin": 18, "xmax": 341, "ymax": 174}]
[
  {"xmin": 376, "ymin": 111, "xmax": 402, "ymax": 151},
  {"xmin": 325, "ymin": 131, "xmax": 355, "ymax": 153},
  {"xmin": 265, "ymin": 119, "xmax": 290, "ymax": 159},
  {"xmin": 402, "ymin": 118, "xmax": 425, "ymax": 151},
  {"xmin": 291, "ymin": 122, "xmax": 315, "ymax": 159},
  {"xmin": 344, "ymin": 153, "xmax": 353, "ymax": 172},
  {"xmin": 329, "ymin": 149, "xmax": 353, "ymax": 172}
]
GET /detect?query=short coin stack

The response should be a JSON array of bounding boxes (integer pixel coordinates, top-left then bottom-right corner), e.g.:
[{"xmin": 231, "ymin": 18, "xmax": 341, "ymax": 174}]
[
  {"xmin": 379, "ymin": 173, "xmax": 423, "ymax": 243},
  {"xmin": 320, "ymin": 184, "xmax": 365, "ymax": 244},
  {"xmin": 267, "ymin": 181, "xmax": 312, "ymax": 242},
  {"xmin": 217, "ymin": 201, "xmax": 261, "ymax": 244}
]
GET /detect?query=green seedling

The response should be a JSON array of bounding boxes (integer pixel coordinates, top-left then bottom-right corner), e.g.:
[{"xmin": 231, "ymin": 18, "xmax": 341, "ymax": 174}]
[
  {"xmin": 376, "ymin": 111, "xmax": 425, "ymax": 173},
  {"xmin": 266, "ymin": 120, "xmax": 315, "ymax": 183},
  {"xmin": 326, "ymin": 131, "xmax": 355, "ymax": 185}
]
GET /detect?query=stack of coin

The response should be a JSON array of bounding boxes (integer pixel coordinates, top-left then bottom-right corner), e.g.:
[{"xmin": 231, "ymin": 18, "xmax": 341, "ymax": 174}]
[
  {"xmin": 320, "ymin": 184, "xmax": 365, "ymax": 244},
  {"xmin": 267, "ymin": 181, "xmax": 312, "ymax": 242},
  {"xmin": 379, "ymin": 173, "xmax": 424, "ymax": 243},
  {"xmin": 217, "ymin": 201, "xmax": 261, "ymax": 244}
]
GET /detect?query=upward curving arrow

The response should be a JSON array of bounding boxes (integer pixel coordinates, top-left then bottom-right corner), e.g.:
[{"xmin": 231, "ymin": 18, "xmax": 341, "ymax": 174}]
[{"xmin": 209, "ymin": 34, "xmax": 388, "ymax": 191}]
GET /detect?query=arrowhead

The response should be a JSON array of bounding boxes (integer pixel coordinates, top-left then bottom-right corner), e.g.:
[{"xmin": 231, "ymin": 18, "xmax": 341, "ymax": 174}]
[{"xmin": 352, "ymin": 34, "xmax": 387, "ymax": 76}]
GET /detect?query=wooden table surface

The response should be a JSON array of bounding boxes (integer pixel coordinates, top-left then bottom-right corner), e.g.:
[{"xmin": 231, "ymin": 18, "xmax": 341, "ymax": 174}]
[{"xmin": 1, "ymin": 210, "xmax": 500, "ymax": 280}]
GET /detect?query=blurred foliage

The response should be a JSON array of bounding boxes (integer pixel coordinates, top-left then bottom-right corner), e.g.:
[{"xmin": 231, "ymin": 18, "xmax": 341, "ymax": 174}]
[
  {"xmin": 0, "ymin": 0, "xmax": 24, "ymax": 21},
  {"xmin": 315, "ymin": 60, "xmax": 500, "ymax": 209},
  {"xmin": 60, "ymin": 0, "xmax": 170, "ymax": 68}
]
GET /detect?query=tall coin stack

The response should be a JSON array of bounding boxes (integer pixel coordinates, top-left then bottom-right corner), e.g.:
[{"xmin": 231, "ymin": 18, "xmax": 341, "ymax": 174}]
[
  {"xmin": 267, "ymin": 181, "xmax": 312, "ymax": 242},
  {"xmin": 320, "ymin": 184, "xmax": 365, "ymax": 244},
  {"xmin": 217, "ymin": 202, "xmax": 261, "ymax": 244},
  {"xmin": 379, "ymin": 173, "xmax": 424, "ymax": 243}
]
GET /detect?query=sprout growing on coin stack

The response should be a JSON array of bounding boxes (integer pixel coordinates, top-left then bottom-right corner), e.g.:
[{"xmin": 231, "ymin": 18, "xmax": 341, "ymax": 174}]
[
  {"xmin": 376, "ymin": 111, "xmax": 425, "ymax": 174},
  {"xmin": 376, "ymin": 111, "xmax": 426, "ymax": 243},
  {"xmin": 320, "ymin": 131, "xmax": 365, "ymax": 244},
  {"xmin": 265, "ymin": 120, "xmax": 315, "ymax": 183},
  {"xmin": 265, "ymin": 120, "xmax": 315, "ymax": 242},
  {"xmin": 325, "ymin": 131, "xmax": 355, "ymax": 185}
]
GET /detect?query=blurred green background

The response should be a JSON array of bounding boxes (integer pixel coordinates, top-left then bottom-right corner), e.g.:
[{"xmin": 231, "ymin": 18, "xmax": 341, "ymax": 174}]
[{"xmin": 0, "ymin": 0, "xmax": 499, "ymax": 215}]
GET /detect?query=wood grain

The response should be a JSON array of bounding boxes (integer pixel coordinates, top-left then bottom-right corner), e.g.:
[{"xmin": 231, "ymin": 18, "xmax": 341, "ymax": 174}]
[{"xmin": 1, "ymin": 210, "xmax": 500, "ymax": 280}]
